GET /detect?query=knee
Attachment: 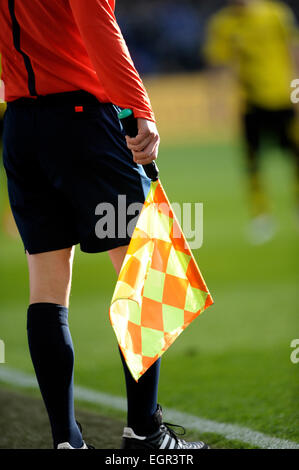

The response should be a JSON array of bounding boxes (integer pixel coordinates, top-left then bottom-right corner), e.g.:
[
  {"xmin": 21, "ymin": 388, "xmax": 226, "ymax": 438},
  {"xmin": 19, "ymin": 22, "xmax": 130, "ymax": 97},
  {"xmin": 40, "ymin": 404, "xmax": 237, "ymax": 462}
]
[{"xmin": 27, "ymin": 247, "xmax": 74, "ymax": 306}]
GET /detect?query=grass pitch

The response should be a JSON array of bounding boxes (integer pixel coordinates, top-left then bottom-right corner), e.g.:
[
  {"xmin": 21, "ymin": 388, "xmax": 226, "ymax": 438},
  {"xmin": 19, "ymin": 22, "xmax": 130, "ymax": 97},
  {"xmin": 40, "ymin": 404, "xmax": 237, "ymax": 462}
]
[{"xmin": 0, "ymin": 139, "xmax": 298, "ymax": 449}]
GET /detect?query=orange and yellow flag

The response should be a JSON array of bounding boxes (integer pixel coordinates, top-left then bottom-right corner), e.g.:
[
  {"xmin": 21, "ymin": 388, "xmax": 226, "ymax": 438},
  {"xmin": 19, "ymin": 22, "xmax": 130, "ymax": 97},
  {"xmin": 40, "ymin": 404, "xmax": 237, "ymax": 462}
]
[{"xmin": 109, "ymin": 180, "xmax": 213, "ymax": 382}]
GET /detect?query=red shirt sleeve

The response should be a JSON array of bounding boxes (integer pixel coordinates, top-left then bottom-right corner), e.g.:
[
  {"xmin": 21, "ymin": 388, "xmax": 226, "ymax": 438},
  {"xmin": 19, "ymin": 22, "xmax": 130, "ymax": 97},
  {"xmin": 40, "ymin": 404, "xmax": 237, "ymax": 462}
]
[{"xmin": 69, "ymin": 0, "xmax": 155, "ymax": 122}]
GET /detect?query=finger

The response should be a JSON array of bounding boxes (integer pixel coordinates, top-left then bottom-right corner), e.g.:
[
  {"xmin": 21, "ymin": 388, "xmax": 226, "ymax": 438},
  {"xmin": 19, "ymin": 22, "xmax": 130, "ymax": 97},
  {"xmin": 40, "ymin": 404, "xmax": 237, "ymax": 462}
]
[
  {"xmin": 139, "ymin": 134, "xmax": 159, "ymax": 156},
  {"xmin": 133, "ymin": 140, "xmax": 159, "ymax": 164},
  {"xmin": 132, "ymin": 143, "xmax": 157, "ymax": 162},
  {"xmin": 135, "ymin": 153, "xmax": 158, "ymax": 165},
  {"xmin": 126, "ymin": 131, "xmax": 151, "ymax": 147},
  {"xmin": 126, "ymin": 134, "xmax": 152, "ymax": 152}
]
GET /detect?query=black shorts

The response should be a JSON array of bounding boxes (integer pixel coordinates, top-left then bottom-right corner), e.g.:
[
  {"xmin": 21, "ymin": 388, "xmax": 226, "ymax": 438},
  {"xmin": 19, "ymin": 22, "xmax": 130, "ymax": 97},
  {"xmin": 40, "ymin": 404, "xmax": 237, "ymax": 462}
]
[
  {"xmin": 2, "ymin": 90, "xmax": 151, "ymax": 254},
  {"xmin": 242, "ymin": 105, "xmax": 297, "ymax": 153}
]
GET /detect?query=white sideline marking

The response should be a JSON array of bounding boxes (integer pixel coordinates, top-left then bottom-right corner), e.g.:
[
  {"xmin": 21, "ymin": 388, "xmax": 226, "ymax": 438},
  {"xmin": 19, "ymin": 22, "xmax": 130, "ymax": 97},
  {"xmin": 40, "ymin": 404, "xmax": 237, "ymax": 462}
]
[{"xmin": 0, "ymin": 366, "xmax": 298, "ymax": 449}]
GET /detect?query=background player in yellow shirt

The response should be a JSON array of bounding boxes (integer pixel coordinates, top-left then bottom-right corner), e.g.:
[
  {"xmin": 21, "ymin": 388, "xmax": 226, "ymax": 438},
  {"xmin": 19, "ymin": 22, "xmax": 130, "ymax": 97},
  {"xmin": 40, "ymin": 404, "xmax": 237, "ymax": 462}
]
[{"xmin": 205, "ymin": 0, "xmax": 299, "ymax": 243}]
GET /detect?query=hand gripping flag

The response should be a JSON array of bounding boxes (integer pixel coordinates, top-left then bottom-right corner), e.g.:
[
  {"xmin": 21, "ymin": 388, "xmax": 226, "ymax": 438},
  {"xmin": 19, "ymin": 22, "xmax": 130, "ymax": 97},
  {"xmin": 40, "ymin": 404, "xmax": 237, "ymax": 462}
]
[{"xmin": 109, "ymin": 110, "xmax": 213, "ymax": 381}]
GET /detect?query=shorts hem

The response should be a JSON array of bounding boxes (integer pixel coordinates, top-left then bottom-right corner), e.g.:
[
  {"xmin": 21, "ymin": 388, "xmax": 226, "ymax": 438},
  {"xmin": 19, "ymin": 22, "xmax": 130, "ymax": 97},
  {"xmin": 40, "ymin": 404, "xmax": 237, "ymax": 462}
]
[
  {"xmin": 25, "ymin": 237, "xmax": 132, "ymax": 255},
  {"xmin": 25, "ymin": 240, "xmax": 79, "ymax": 255},
  {"xmin": 80, "ymin": 237, "xmax": 131, "ymax": 254}
]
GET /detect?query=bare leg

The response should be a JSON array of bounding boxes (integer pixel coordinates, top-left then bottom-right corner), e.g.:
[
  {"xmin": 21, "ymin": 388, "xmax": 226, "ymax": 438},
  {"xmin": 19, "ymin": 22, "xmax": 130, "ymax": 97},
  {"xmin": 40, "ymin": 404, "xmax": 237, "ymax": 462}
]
[
  {"xmin": 109, "ymin": 244, "xmax": 129, "ymax": 275},
  {"xmin": 26, "ymin": 245, "xmax": 83, "ymax": 448},
  {"xmin": 27, "ymin": 246, "xmax": 75, "ymax": 306}
]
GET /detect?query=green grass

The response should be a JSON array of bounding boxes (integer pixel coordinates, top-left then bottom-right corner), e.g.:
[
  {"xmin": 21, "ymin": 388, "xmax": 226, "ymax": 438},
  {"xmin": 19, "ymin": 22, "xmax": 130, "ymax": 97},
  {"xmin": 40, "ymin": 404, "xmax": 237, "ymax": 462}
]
[{"xmin": 0, "ymin": 139, "xmax": 298, "ymax": 448}]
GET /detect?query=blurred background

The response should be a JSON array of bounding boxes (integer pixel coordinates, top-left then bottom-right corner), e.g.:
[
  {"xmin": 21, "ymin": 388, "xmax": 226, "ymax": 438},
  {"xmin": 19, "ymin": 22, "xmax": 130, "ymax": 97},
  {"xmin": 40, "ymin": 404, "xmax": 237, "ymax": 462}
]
[
  {"xmin": 0, "ymin": 0, "xmax": 298, "ymax": 449},
  {"xmin": 116, "ymin": 0, "xmax": 299, "ymax": 73}
]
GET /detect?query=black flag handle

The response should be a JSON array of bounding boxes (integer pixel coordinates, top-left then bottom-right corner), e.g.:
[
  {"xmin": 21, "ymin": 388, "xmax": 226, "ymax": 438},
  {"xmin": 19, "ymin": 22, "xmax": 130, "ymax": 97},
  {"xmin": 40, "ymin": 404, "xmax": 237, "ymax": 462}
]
[{"xmin": 118, "ymin": 109, "xmax": 159, "ymax": 182}]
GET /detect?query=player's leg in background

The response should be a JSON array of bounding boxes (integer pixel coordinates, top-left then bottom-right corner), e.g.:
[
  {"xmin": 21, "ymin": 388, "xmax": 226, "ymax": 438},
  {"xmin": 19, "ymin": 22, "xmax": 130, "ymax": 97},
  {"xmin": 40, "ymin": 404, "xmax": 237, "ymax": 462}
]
[
  {"xmin": 282, "ymin": 109, "xmax": 299, "ymax": 222},
  {"xmin": 243, "ymin": 110, "xmax": 269, "ymax": 218},
  {"xmin": 109, "ymin": 245, "xmax": 161, "ymax": 436},
  {"xmin": 243, "ymin": 109, "xmax": 276, "ymax": 244},
  {"xmin": 26, "ymin": 247, "xmax": 84, "ymax": 448}
]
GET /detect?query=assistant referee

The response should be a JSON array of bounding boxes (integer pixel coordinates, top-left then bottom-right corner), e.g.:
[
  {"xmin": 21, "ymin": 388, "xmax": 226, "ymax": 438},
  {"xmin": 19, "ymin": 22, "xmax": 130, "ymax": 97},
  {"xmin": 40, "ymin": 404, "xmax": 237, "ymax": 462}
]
[{"xmin": 0, "ymin": 0, "xmax": 208, "ymax": 450}]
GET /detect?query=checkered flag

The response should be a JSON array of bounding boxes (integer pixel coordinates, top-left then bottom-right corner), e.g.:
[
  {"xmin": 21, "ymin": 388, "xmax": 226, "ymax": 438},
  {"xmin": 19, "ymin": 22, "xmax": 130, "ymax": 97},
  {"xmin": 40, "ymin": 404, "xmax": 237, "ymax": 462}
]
[{"xmin": 109, "ymin": 180, "xmax": 213, "ymax": 381}]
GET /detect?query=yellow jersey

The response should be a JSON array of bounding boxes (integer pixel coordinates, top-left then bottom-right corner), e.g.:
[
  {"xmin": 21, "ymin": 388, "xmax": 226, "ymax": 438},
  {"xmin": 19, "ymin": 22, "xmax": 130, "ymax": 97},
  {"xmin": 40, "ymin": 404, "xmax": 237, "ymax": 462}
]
[{"xmin": 204, "ymin": 0, "xmax": 299, "ymax": 110}]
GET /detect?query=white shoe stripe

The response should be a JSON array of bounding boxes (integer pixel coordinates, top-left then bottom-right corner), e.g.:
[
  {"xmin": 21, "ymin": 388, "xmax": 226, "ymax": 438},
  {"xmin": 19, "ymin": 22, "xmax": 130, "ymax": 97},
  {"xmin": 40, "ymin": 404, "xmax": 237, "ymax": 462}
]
[
  {"xmin": 160, "ymin": 434, "xmax": 170, "ymax": 449},
  {"xmin": 169, "ymin": 438, "xmax": 176, "ymax": 449}
]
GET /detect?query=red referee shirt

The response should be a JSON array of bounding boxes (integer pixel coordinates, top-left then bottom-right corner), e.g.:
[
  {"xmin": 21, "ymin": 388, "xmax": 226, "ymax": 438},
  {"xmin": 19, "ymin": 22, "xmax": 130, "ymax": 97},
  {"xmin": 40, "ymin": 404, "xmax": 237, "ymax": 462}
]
[{"xmin": 0, "ymin": 0, "xmax": 155, "ymax": 122}]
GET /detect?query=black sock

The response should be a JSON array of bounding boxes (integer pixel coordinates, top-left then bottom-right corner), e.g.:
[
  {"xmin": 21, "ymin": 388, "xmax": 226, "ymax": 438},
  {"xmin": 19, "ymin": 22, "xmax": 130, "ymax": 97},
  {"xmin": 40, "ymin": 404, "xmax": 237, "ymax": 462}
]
[
  {"xmin": 27, "ymin": 303, "xmax": 83, "ymax": 448},
  {"xmin": 119, "ymin": 348, "xmax": 161, "ymax": 435}
]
